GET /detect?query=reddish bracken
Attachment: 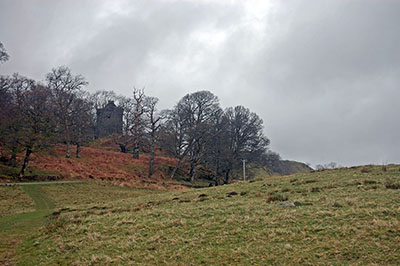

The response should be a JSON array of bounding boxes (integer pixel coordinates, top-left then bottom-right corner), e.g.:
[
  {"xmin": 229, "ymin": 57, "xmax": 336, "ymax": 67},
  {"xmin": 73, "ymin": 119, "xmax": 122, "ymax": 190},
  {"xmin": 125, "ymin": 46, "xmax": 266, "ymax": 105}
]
[{"xmin": 30, "ymin": 145, "xmax": 180, "ymax": 185}]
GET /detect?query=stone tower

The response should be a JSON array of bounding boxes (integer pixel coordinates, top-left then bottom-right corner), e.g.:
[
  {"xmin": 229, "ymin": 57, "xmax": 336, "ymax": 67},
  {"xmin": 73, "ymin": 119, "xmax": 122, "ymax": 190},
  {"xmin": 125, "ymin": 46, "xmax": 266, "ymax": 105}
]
[{"xmin": 95, "ymin": 101, "xmax": 123, "ymax": 138}]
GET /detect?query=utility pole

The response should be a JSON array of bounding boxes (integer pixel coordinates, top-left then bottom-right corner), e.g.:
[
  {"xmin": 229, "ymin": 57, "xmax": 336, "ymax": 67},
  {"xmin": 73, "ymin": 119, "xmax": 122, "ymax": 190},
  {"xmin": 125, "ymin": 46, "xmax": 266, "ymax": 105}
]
[{"xmin": 242, "ymin": 159, "xmax": 247, "ymax": 181}]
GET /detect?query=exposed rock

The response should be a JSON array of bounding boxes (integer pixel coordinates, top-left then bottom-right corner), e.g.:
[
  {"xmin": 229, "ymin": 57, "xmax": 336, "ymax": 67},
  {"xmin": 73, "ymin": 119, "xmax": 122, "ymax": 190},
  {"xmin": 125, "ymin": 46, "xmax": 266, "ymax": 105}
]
[{"xmin": 277, "ymin": 201, "xmax": 295, "ymax": 207}]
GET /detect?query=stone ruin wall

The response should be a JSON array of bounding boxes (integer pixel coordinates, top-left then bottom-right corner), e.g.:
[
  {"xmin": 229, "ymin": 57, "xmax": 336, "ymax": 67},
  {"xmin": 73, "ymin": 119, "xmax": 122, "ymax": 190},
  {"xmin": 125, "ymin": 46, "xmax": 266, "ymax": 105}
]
[{"xmin": 95, "ymin": 101, "xmax": 123, "ymax": 138}]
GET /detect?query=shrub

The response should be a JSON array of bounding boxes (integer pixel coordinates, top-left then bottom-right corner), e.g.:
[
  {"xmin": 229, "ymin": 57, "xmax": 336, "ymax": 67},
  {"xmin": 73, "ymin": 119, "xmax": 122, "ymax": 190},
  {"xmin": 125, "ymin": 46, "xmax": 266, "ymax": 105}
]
[
  {"xmin": 44, "ymin": 216, "xmax": 68, "ymax": 233},
  {"xmin": 333, "ymin": 202, "xmax": 343, "ymax": 208},
  {"xmin": 385, "ymin": 179, "xmax": 400, "ymax": 190},
  {"xmin": 360, "ymin": 167, "xmax": 371, "ymax": 173},
  {"xmin": 311, "ymin": 187, "xmax": 321, "ymax": 192},
  {"xmin": 266, "ymin": 192, "xmax": 288, "ymax": 203}
]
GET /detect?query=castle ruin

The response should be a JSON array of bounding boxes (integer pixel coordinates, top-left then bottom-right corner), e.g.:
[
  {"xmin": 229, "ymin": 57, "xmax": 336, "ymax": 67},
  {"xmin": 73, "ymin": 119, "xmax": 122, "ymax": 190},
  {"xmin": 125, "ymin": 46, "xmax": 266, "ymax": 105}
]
[{"xmin": 95, "ymin": 101, "xmax": 123, "ymax": 138}]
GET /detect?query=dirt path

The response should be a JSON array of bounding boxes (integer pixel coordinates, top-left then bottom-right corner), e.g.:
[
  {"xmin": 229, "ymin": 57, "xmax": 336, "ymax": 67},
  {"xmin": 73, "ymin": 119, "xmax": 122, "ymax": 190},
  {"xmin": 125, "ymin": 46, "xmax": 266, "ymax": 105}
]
[{"xmin": 0, "ymin": 184, "xmax": 59, "ymax": 265}]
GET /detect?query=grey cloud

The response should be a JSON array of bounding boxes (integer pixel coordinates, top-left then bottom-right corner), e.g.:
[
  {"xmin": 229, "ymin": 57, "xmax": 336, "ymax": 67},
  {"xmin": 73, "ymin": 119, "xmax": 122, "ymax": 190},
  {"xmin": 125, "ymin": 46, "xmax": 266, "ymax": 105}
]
[
  {"xmin": 1, "ymin": 0, "xmax": 399, "ymax": 167},
  {"xmin": 244, "ymin": 0, "xmax": 400, "ymax": 166}
]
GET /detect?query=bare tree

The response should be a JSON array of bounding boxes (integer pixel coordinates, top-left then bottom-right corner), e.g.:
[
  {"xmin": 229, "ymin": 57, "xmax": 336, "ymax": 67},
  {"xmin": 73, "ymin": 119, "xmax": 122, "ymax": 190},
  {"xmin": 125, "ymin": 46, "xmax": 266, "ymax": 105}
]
[
  {"xmin": 18, "ymin": 84, "xmax": 55, "ymax": 177},
  {"xmin": 130, "ymin": 87, "xmax": 146, "ymax": 159},
  {"xmin": 144, "ymin": 96, "xmax": 163, "ymax": 178},
  {"xmin": 0, "ymin": 74, "xmax": 34, "ymax": 167},
  {"xmin": 221, "ymin": 106, "xmax": 270, "ymax": 183},
  {"xmin": 90, "ymin": 90, "xmax": 119, "ymax": 110},
  {"xmin": 0, "ymin": 76, "xmax": 56, "ymax": 177},
  {"xmin": 112, "ymin": 95, "xmax": 135, "ymax": 153},
  {"xmin": 0, "ymin": 42, "xmax": 9, "ymax": 63},
  {"xmin": 201, "ymin": 110, "xmax": 230, "ymax": 184},
  {"xmin": 186, "ymin": 91, "xmax": 222, "ymax": 182},
  {"xmin": 159, "ymin": 108, "xmax": 189, "ymax": 178},
  {"xmin": 262, "ymin": 151, "xmax": 281, "ymax": 173},
  {"xmin": 46, "ymin": 66, "xmax": 88, "ymax": 158},
  {"xmin": 316, "ymin": 162, "xmax": 338, "ymax": 170},
  {"xmin": 70, "ymin": 92, "xmax": 94, "ymax": 158},
  {"xmin": 165, "ymin": 91, "xmax": 222, "ymax": 181}
]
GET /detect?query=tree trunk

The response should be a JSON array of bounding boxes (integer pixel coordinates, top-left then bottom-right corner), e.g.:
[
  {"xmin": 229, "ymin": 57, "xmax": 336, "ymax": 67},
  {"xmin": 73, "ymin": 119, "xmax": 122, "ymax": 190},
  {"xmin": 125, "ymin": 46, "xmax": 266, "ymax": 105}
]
[
  {"xmin": 189, "ymin": 161, "xmax": 196, "ymax": 182},
  {"xmin": 132, "ymin": 112, "xmax": 141, "ymax": 159},
  {"xmin": 224, "ymin": 169, "xmax": 230, "ymax": 185},
  {"xmin": 132, "ymin": 142, "xmax": 139, "ymax": 159},
  {"xmin": 66, "ymin": 141, "xmax": 71, "ymax": 158},
  {"xmin": 76, "ymin": 142, "xmax": 81, "ymax": 158},
  {"xmin": 119, "ymin": 144, "xmax": 127, "ymax": 153},
  {"xmin": 148, "ymin": 140, "xmax": 155, "ymax": 178},
  {"xmin": 19, "ymin": 147, "xmax": 32, "ymax": 178},
  {"xmin": 10, "ymin": 143, "xmax": 17, "ymax": 167},
  {"xmin": 65, "ymin": 122, "xmax": 71, "ymax": 158},
  {"xmin": 170, "ymin": 158, "xmax": 183, "ymax": 179},
  {"xmin": 170, "ymin": 143, "xmax": 192, "ymax": 179},
  {"xmin": 215, "ymin": 165, "xmax": 221, "ymax": 186}
]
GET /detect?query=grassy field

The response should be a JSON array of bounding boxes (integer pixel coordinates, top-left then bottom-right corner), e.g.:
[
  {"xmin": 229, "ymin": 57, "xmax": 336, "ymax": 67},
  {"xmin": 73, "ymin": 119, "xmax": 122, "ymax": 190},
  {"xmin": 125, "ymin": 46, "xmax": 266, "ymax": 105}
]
[
  {"xmin": 1, "ymin": 165, "xmax": 399, "ymax": 265},
  {"xmin": 38, "ymin": 182, "xmax": 162, "ymax": 208},
  {"xmin": 0, "ymin": 186, "xmax": 35, "ymax": 217}
]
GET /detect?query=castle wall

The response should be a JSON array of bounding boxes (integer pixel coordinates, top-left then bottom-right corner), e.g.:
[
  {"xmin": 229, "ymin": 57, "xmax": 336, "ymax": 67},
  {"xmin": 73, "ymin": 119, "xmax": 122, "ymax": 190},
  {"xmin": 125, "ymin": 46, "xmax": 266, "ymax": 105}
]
[{"xmin": 95, "ymin": 101, "xmax": 123, "ymax": 138}]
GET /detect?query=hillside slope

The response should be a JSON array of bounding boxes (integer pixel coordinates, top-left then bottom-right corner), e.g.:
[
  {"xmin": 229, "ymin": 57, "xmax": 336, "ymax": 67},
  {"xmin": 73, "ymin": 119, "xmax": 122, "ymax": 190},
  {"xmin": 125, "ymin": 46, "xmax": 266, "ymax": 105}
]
[
  {"xmin": 1, "ymin": 138, "xmax": 312, "ymax": 185},
  {"xmin": 0, "ymin": 144, "xmax": 185, "ymax": 189},
  {"xmin": 7, "ymin": 164, "xmax": 399, "ymax": 265},
  {"xmin": 274, "ymin": 160, "xmax": 313, "ymax": 175}
]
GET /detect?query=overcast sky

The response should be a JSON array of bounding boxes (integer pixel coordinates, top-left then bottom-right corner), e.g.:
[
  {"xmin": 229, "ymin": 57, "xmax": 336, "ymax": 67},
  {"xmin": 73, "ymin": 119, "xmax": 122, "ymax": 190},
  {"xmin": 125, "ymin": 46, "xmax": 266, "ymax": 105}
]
[{"xmin": 1, "ymin": 0, "xmax": 399, "ymax": 167}]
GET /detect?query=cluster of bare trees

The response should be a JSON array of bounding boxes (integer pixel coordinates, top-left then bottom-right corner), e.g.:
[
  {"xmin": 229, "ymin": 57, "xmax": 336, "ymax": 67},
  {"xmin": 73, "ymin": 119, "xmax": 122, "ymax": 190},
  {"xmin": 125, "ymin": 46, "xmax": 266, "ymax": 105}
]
[
  {"xmin": 159, "ymin": 91, "xmax": 271, "ymax": 184},
  {"xmin": 0, "ymin": 67, "xmax": 94, "ymax": 177},
  {"xmin": 1, "ymin": 44, "xmax": 94, "ymax": 177},
  {"xmin": 104, "ymin": 88, "xmax": 164, "ymax": 178},
  {"xmin": 104, "ymin": 89, "xmax": 273, "ymax": 183},
  {"xmin": 1, "ymin": 41, "xmax": 275, "ymax": 182},
  {"xmin": 0, "ymin": 42, "xmax": 9, "ymax": 63},
  {"xmin": 315, "ymin": 162, "xmax": 340, "ymax": 170}
]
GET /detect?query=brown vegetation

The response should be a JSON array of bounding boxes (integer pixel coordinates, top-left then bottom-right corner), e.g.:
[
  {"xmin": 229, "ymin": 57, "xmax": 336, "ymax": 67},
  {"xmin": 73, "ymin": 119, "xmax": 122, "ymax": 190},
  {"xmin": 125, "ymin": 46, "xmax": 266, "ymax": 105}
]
[{"xmin": 29, "ymin": 144, "xmax": 181, "ymax": 188}]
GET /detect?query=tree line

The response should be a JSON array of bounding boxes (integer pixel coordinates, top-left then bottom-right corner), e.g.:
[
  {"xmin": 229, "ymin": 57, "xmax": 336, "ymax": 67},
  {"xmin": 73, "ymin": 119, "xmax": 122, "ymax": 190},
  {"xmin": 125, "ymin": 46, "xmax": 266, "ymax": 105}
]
[{"xmin": 0, "ymin": 42, "xmax": 281, "ymax": 182}]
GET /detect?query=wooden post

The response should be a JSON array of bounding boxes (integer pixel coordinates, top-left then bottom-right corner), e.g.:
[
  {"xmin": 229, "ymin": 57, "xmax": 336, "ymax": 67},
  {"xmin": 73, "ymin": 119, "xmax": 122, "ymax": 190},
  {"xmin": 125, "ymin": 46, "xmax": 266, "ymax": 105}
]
[{"xmin": 242, "ymin": 159, "xmax": 247, "ymax": 181}]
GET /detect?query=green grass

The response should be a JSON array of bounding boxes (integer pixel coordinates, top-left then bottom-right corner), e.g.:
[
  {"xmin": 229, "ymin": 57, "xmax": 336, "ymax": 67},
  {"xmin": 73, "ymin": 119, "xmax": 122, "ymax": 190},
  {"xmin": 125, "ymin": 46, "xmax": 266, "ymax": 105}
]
[
  {"xmin": 39, "ymin": 182, "xmax": 162, "ymax": 208},
  {"xmin": 1, "ymin": 165, "xmax": 400, "ymax": 265},
  {"xmin": 171, "ymin": 178, "xmax": 212, "ymax": 188},
  {"xmin": 0, "ymin": 186, "xmax": 35, "ymax": 217},
  {"xmin": 0, "ymin": 182, "xmax": 161, "ymax": 265},
  {"xmin": 0, "ymin": 185, "xmax": 55, "ymax": 265},
  {"xmin": 0, "ymin": 186, "xmax": 54, "ymax": 234}
]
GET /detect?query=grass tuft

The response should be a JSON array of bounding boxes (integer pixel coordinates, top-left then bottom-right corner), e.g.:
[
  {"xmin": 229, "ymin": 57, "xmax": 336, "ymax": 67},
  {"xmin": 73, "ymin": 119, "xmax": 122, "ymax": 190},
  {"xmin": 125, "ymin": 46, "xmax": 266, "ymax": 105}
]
[
  {"xmin": 266, "ymin": 192, "xmax": 288, "ymax": 202},
  {"xmin": 360, "ymin": 166, "xmax": 371, "ymax": 173},
  {"xmin": 385, "ymin": 179, "xmax": 400, "ymax": 190}
]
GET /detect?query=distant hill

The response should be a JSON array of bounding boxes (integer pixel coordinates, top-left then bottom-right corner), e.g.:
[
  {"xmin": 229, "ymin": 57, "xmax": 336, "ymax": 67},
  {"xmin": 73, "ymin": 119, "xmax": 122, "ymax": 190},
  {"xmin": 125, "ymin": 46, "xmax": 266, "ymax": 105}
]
[
  {"xmin": 271, "ymin": 160, "xmax": 313, "ymax": 175},
  {"xmin": 229, "ymin": 160, "xmax": 312, "ymax": 181}
]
